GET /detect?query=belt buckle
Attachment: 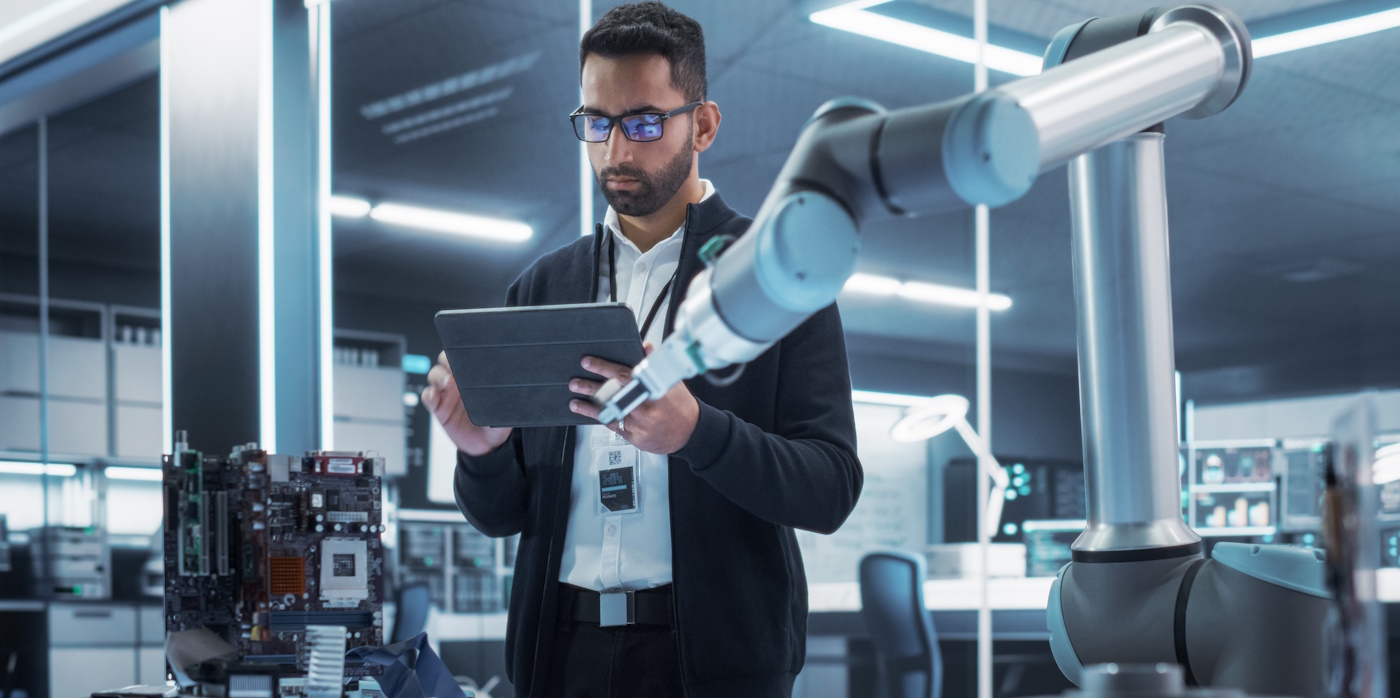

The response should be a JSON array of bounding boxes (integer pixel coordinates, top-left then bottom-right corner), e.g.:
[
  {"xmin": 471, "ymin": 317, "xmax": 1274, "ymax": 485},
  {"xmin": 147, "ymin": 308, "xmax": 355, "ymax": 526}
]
[{"xmin": 599, "ymin": 590, "xmax": 634, "ymax": 627}]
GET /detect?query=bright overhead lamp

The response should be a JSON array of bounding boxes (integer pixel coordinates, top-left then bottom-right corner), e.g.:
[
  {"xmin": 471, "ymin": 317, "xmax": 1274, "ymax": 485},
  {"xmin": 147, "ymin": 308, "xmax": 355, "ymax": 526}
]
[
  {"xmin": 900, "ymin": 280, "xmax": 1011, "ymax": 310},
  {"xmin": 889, "ymin": 394, "xmax": 1010, "ymax": 537},
  {"xmin": 0, "ymin": 461, "xmax": 77, "ymax": 477},
  {"xmin": 104, "ymin": 466, "xmax": 165, "ymax": 482},
  {"xmin": 810, "ymin": 0, "xmax": 1042, "ymax": 77},
  {"xmin": 843, "ymin": 272, "xmax": 1012, "ymax": 311},
  {"xmin": 844, "ymin": 273, "xmax": 902, "ymax": 296},
  {"xmin": 369, "ymin": 203, "xmax": 532, "ymax": 243},
  {"xmin": 1253, "ymin": 6, "xmax": 1400, "ymax": 57},
  {"xmin": 328, "ymin": 195, "xmax": 371, "ymax": 218},
  {"xmin": 0, "ymin": 0, "xmax": 98, "ymax": 49}
]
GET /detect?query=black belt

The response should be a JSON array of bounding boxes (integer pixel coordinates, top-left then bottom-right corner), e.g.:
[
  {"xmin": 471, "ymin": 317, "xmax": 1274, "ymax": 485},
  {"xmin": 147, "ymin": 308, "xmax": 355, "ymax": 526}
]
[{"xmin": 559, "ymin": 583, "xmax": 673, "ymax": 628}]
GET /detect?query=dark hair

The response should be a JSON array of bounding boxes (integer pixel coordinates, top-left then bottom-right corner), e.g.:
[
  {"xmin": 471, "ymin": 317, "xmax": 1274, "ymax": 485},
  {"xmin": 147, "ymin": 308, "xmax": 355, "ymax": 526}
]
[{"xmin": 580, "ymin": 2, "xmax": 707, "ymax": 102}]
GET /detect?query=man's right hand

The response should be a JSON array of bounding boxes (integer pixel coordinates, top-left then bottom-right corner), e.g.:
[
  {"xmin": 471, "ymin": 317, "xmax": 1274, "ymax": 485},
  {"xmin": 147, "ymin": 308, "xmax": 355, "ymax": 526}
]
[{"xmin": 422, "ymin": 351, "xmax": 513, "ymax": 457}]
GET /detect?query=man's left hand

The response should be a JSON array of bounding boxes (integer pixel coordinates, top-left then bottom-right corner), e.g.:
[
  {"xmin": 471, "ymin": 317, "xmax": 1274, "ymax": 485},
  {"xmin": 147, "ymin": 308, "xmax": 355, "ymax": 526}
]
[{"xmin": 569, "ymin": 344, "xmax": 699, "ymax": 455}]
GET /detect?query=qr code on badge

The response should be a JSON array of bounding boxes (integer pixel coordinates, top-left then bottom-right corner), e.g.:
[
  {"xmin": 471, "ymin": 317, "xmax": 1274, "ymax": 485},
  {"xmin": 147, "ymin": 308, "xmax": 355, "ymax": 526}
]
[{"xmin": 608, "ymin": 450, "xmax": 622, "ymax": 465}]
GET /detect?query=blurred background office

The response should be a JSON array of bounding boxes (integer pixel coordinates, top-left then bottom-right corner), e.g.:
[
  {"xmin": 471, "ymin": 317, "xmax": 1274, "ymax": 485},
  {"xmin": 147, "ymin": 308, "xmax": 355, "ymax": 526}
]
[{"xmin": 0, "ymin": 0, "xmax": 1397, "ymax": 697}]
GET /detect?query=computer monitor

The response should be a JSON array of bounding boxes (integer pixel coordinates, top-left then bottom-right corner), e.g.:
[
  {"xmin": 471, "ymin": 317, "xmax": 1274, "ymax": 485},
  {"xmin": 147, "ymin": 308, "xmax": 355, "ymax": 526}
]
[
  {"xmin": 944, "ymin": 457, "xmax": 1084, "ymax": 543},
  {"xmin": 1279, "ymin": 440, "xmax": 1328, "ymax": 533}
]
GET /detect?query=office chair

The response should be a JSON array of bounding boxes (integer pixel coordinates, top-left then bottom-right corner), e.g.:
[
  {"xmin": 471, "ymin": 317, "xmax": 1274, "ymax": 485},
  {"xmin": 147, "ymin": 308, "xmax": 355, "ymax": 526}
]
[
  {"xmin": 390, "ymin": 582, "xmax": 432, "ymax": 644},
  {"xmin": 859, "ymin": 551, "xmax": 942, "ymax": 698}
]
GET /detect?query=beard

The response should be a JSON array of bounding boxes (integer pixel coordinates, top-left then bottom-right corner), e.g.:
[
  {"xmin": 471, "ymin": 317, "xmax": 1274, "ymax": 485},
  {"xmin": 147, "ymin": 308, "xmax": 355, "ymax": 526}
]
[{"xmin": 594, "ymin": 137, "xmax": 694, "ymax": 217}]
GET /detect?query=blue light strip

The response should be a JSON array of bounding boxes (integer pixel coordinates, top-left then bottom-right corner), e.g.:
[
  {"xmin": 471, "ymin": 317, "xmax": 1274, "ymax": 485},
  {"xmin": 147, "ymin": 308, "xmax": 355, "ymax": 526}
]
[
  {"xmin": 579, "ymin": 0, "xmax": 592, "ymax": 236},
  {"xmin": 315, "ymin": 1, "xmax": 334, "ymax": 449},
  {"xmin": 159, "ymin": 5, "xmax": 172, "ymax": 453},
  {"xmin": 258, "ymin": 0, "xmax": 277, "ymax": 453}
]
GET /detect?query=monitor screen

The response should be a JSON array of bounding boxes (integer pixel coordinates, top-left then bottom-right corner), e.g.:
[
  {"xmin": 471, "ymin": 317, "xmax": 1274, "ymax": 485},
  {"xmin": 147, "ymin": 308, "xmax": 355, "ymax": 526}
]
[{"xmin": 1280, "ymin": 441, "xmax": 1327, "ymax": 532}]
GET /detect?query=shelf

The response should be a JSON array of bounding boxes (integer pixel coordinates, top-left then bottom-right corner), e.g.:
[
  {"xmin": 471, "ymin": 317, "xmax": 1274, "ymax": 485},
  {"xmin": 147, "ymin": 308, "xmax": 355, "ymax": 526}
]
[{"xmin": 1194, "ymin": 482, "xmax": 1275, "ymax": 493}]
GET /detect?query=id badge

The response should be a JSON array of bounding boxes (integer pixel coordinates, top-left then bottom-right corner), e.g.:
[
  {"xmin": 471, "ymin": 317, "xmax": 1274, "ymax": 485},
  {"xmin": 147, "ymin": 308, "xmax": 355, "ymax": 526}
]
[{"xmin": 593, "ymin": 446, "xmax": 640, "ymax": 516}]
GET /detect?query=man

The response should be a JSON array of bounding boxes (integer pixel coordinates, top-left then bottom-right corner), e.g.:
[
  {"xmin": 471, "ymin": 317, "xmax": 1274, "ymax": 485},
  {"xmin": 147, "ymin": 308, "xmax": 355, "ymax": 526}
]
[{"xmin": 422, "ymin": 3, "xmax": 862, "ymax": 696}]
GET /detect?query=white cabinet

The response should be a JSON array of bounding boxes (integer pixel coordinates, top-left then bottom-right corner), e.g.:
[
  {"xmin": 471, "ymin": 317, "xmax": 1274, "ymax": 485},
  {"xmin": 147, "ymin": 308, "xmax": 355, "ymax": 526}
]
[
  {"xmin": 335, "ymin": 419, "xmax": 407, "ymax": 477},
  {"xmin": 0, "ymin": 332, "xmax": 106, "ymax": 400},
  {"xmin": 138, "ymin": 647, "xmax": 167, "ymax": 686},
  {"xmin": 49, "ymin": 603, "xmax": 140, "ymax": 698},
  {"xmin": 50, "ymin": 647, "xmax": 136, "ymax": 698},
  {"xmin": 115, "ymin": 404, "xmax": 163, "ymax": 460},
  {"xmin": 113, "ymin": 344, "xmax": 162, "ymax": 404},
  {"xmin": 334, "ymin": 365, "xmax": 405, "ymax": 422},
  {"xmin": 0, "ymin": 395, "xmax": 107, "ymax": 457}
]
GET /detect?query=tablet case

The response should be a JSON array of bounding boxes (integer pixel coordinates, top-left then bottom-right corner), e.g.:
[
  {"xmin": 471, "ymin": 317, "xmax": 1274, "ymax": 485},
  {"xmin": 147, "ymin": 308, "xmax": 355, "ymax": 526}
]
[{"xmin": 434, "ymin": 303, "xmax": 645, "ymax": 427}]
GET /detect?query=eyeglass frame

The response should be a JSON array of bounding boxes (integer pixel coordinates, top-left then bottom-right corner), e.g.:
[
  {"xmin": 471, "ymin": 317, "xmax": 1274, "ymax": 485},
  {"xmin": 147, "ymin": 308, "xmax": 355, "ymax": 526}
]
[{"xmin": 569, "ymin": 101, "xmax": 704, "ymax": 143}]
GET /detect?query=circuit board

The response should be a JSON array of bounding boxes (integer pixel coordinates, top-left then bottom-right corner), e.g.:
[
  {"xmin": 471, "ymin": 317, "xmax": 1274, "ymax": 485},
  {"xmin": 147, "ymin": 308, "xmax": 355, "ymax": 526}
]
[{"xmin": 163, "ymin": 442, "xmax": 386, "ymax": 676}]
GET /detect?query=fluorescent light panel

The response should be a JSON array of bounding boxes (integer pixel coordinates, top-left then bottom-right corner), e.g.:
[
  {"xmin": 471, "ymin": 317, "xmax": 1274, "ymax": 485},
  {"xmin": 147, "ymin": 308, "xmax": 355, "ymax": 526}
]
[
  {"xmin": 844, "ymin": 272, "xmax": 1011, "ymax": 311},
  {"xmin": 159, "ymin": 6, "xmax": 173, "ymax": 454},
  {"xmin": 580, "ymin": 0, "xmax": 593, "ymax": 237},
  {"xmin": 328, "ymin": 195, "xmax": 369, "ymax": 218},
  {"xmin": 368, "ymin": 202, "xmax": 532, "ymax": 243},
  {"xmin": 1254, "ymin": 6, "xmax": 1400, "ymax": 57},
  {"xmin": 0, "ymin": 461, "xmax": 77, "ymax": 477},
  {"xmin": 316, "ymin": 2, "xmax": 335, "ymax": 450},
  {"xmin": 810, "ymin": 1, "xmax": 1041, "ymax": 76},
  {"xmin": 105, "ymin": 466, "xmax": 164, "ymax": 482},
  {"xmin": 0, "ymin": 0, "xmax": 97, "ymax": 48},
  {"xmin": 258, "ymin": 0, "xmax": 276, "ymax": 453}
]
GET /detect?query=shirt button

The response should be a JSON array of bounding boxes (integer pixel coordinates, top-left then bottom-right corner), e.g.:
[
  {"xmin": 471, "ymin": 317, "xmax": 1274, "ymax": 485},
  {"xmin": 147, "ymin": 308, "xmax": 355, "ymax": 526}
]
[{"xmin": 607, "ymin": 525, "xmax": 618, "ymax": 536}]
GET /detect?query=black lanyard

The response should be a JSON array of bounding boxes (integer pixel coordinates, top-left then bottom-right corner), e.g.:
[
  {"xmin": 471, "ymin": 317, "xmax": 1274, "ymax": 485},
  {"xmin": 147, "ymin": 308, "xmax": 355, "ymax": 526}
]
[{"xmin": 609, "ymin": 234, "xmax": 677, "ymax": 341}]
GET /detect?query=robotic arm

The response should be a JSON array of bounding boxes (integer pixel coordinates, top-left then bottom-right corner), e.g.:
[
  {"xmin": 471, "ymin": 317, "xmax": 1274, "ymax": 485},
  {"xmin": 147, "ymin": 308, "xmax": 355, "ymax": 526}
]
[
  {"xmin": 595, "ymin": 4, "xmax": 1249, "ymax": 424},
  {"xmin": 597, "ymin": 6, "xmax": 1339, "ymax": 696}
]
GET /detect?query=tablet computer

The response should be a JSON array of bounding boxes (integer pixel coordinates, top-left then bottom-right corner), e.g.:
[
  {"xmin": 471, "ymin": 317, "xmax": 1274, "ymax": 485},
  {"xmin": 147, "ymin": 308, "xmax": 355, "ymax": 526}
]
[{"xmin": 434, "ymin": 303, "xmax": 644, "ymax": 427}]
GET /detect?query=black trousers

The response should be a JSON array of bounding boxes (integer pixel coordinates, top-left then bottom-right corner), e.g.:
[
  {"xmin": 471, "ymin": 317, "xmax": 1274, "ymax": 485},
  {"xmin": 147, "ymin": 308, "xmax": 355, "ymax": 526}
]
[{"xmin": 541, "ymin": 587, "xmax": 685, "ymax": 698}]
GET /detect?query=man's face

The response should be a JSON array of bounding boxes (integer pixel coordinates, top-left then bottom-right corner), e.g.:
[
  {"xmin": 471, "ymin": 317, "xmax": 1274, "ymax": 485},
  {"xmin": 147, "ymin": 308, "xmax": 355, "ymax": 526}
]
[{"xmin": 580, "ymin": 53, "xmax": 695, "ymax": 217}]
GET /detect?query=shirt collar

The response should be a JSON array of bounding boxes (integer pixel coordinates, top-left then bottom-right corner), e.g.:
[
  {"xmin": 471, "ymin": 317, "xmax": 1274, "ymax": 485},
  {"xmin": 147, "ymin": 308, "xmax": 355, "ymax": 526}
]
[{"xmin": 604, "ymin": 179, "xmax": 716, "ymax": 255}]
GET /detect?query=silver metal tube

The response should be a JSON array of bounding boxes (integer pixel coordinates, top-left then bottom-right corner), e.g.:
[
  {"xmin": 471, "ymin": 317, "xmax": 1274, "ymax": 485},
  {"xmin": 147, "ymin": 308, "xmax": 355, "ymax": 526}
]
[
  {"xmin": 1070, "ymin": 133, "xmax": 1199, "ymax": 553},
  {"xmin": 1001, "ymin": 23, "xmax": 1227, "ymax": 171}
]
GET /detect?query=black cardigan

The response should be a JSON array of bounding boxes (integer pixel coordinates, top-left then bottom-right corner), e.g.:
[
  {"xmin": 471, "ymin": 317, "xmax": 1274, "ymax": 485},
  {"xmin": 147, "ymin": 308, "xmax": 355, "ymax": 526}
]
[{"xmin": 454, "ymin": 193, "xmax": 863, "ymax": 697}]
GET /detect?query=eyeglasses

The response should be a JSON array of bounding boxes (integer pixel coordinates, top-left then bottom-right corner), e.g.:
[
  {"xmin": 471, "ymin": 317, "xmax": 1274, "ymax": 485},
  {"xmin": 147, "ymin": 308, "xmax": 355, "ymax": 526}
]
[{"xmin": 569, "ymin": 101, "xmax": 703, "ymax": 143}]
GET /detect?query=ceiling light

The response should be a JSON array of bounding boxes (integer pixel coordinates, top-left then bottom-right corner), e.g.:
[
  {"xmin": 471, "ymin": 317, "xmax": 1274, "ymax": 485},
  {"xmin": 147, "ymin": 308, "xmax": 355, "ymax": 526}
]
[
  {"xmin": 811, "ymin": 1, "xmax": 1042, "ymax": 77},
  {"xmin": 391, "ymin": 106, "xmax": 501, "ymax": 145},
  {"xmin": 843, "ymin": 273, "xmax": 1011, "ymax": 310},
  {"xmin": 369, "ymin": 203, "xmax": 531, "ymax": 243},
  {"xmin": 360, "ymin": 51, "xmax": 540, "ymax": 120},
  {"xmin": 0, "ymin": 461, "xmax": 77, "ymax": 477},
  {"xmin": 105, "ymin": 466, "xmax": 164, "ymax": 482},
  {"xmin": 1254, "ymin": 6, "xmax": 1400, "ymax": 57},
  {"xmin": 328, "ymin": 195, "xmax": 371, "ymax": 218},
  {"xmin": 844, "ymin": 273, "xmax": 902, "ymax": 296},
  {"xmin": 0, "ymin": 0, "xmax": 96, "ymax": 49},
  {"xmin": 900, "ymin": 280, "xmax": 1012, "ymax": 310},
  {"xmin": 382, "ymin": 88, "xmax": 513, "ymax": 136}
]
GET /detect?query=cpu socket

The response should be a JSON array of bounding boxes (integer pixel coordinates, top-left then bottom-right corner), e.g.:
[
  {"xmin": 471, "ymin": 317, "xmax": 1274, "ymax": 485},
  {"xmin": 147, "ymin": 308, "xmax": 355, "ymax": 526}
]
[{"xmin": 319, "ymin": 538, "xmax": 368, "ymax": 602}]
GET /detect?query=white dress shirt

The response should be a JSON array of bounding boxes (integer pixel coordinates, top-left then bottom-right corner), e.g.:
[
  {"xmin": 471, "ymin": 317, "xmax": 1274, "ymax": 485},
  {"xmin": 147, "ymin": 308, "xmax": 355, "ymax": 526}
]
[{"xmin": 558, "ymin": 179, "xmax": 716, "ymax": 591}]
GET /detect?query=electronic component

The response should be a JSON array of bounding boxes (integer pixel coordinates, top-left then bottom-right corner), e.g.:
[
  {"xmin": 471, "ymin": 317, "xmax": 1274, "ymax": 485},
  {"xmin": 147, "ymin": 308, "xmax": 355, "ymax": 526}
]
[
  {"xmin": 30, "ymin": 525, "xmax": 111, "ymax": 599},
  {"xmin": 164, "ymin": 435, "xmax": 387, "ymax": 677}
]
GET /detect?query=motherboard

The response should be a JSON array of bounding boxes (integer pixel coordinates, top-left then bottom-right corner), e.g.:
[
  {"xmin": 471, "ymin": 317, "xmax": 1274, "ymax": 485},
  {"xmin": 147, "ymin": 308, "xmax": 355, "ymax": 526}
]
[{"xmin": 163, "ymin": 439, "xmax": 386, "ymax": 676}]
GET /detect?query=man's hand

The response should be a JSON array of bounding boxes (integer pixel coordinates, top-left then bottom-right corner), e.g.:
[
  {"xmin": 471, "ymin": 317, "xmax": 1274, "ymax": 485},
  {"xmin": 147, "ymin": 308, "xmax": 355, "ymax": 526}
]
[
  {"xmin": 569, "ymin": 344, "xmax": 700, "ymax": 455},
  {"xmin": 422, "ymin": 351, "xmax": 513, "ymax": 457}
]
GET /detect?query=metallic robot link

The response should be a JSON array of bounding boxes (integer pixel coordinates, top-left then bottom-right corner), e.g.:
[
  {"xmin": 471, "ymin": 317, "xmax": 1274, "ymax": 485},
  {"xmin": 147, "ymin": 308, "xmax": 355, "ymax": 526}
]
[
  {"xmin": 595, "ymin": 5, "xmax": 1339, "ymax": 696},
  {"xmin": 595, "ymin": 4, "xmax": 1248, "ymax": 424}
]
